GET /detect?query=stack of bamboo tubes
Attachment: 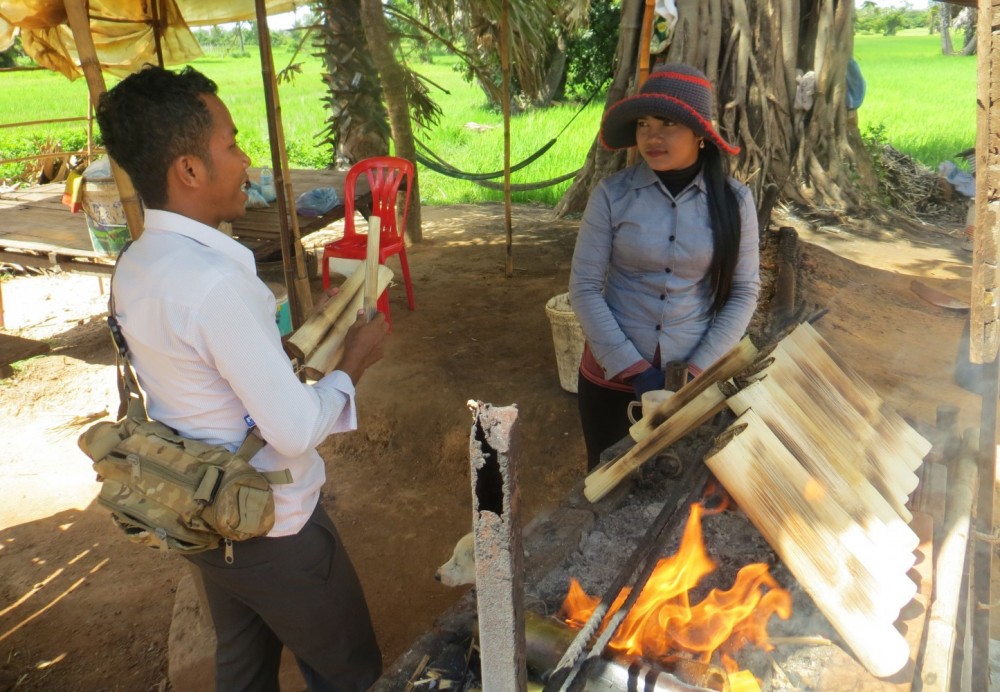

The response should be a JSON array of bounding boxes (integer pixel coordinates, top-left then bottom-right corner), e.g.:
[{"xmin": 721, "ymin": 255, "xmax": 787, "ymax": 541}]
[
  {"xmin": 708, "ymin": 323, "xmax": 927, "ymax": 678},
  {"xmin": 584, "ymin": 323, "xmax": 930, "ymax": 678},
  {"xmin": 284, "ymin": 260, "xmax": 392, "ymax": 381}
]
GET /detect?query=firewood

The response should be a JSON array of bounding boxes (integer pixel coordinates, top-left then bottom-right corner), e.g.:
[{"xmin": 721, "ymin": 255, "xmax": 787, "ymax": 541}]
[
  {"xmin": 585, "ymin": 384, "xmax": 728, "ymax": 503},
  {"xmin": 704, "ymin": 410, "xmax": 914, "ymax": 679},
  {"xmin": 628, "ymin": 335, "xmax": 759, "ymax": 442},
  {"xmin": 919, "ymin": 429, "xmax": 979, "ymax": 692},
  {"xmin": 285, "ymin": 263, "xmax": 366, "ymax": 360},
  {"xmin": 301, "ymin": 265, "xmax": 392, "ymax": 380},
  {"xmin": 726, "ymin": 379, "xmax": 919, "ymax": 561}
]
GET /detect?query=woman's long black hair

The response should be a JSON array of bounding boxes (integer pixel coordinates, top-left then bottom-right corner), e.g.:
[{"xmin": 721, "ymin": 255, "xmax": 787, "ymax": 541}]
[{"xmin": 701, "ymin": 143, "xmax": 742, "ymax": 314}]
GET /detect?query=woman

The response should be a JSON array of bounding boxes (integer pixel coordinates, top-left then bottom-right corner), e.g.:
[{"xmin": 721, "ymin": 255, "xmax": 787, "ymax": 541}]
[{"xmin": 569, "ymin": 64, "xmax": 760, "ymax": 470}]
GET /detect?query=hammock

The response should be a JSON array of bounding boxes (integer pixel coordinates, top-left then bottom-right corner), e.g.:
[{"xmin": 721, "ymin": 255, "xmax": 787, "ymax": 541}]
[
  {"xmin": 470, "ymin": 168, "xmax": 581, "ymax": 192},
  {"xmin": 414, "ymin": 79, "xmax": 608, "ymax": 183},
  {"xmin": 415, "ymin": 139, "xmax": 556, "ymax": 181}
]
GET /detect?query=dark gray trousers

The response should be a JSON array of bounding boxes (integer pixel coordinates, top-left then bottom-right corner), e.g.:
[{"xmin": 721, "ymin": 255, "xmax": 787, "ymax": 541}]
[{"xmin": 185, "ymin": 504, "xmax": 382, "ymax": 692}]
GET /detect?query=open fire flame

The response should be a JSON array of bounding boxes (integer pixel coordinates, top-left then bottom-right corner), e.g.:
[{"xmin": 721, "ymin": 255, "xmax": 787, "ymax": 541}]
[{"xmin": 559, "ymin": 502, "xmax": 792, "ymax": 690}]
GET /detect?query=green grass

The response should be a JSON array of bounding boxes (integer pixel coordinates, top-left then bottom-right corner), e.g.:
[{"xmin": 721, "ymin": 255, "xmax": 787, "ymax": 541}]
[
  {"xmin": 0, "ymin": 30, "xmax": 978, "ymax": 203},
  {"xmin": 854, "ymin": 29, "xmax": 977, "ymax": 169},
  {"xmin": 402, "ymin": 53, "xmax": 604, "ymax": 206},
  {"xmin": 0, "ymin": 48, "xmax": 331, "ymax": 181}
]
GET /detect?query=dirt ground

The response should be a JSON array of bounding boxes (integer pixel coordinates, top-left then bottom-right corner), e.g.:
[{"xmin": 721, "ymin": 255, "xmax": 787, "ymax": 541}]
[{"xmin": 0, "ymin": 202, "xmax": 986, "ymax": 690}]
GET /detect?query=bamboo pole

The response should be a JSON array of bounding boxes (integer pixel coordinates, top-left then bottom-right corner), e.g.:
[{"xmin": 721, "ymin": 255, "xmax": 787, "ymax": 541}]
[
  {"xmin": 301, "ymin": 265, "xmax": 392, "ymax": 380},
  {"xmin": 253, "ymin": 0, "xmax": 312, "ymax": 328},
  {"xmin": 920, "ymin": 429, "xmax": 979, "ymax": 692},
  {"xmin": 63, "ymin": 0, "xmax": 144, "ymax": 240},
  {"xmin": 585, "ymin": 384, "xmax": 728, "ymax": 503},
  {"xmin": 0, "ymin": 116, "xmax": 89, "ymax": 129},
  {"xmin": 629, "ymin": 336, "xmax": 758, "ymax": 442},
  {"xmin": 1, "ymin": 150, "xmax": 103, "ymax": 165},
  {"xmin": 704, "ymin": 411, "xmax": 913, "ymax": 678},
  {"xmin": 285, "ymin": 263, "xmax": 367, "ymax": 361},
  {"xmin": 500, "ymin": 0, "xmax": 514, "ymax": 279}
]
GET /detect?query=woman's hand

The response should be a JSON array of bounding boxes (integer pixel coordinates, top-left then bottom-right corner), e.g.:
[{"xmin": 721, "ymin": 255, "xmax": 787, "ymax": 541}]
[{"xmin": 631, "ymin": 366, "xmax": 665, "ymax": 399}]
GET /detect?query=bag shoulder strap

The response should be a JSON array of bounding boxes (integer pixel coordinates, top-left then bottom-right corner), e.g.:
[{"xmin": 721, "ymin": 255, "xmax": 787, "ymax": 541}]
[{"xmin": 107, "ymin": 243, "xmax": 272, "ymax": 460}]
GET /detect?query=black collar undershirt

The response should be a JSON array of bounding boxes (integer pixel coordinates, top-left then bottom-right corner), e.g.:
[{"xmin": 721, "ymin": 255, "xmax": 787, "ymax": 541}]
[{"xmin": 655, "ymin": 159, "xmax": 702, "ymax": 197}]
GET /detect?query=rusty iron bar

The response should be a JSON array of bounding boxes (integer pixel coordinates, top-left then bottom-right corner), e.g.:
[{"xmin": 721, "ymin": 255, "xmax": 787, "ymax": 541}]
[{"xmin": 544, "ymin": 460, "xmax": 712, "ymax": 692}]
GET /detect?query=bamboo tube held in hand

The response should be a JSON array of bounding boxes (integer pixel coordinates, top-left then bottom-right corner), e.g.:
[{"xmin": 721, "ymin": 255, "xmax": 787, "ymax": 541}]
[
  {"xmin": 628, "ymin": 336, "xmax": 759, "ymax": 442},
  {"xmin": 363, "ymin": 217, "xmax": 381, "ymax": 322},
  {"xmin": 301, "ymin": 265, "xmax": 393, "ymax": 380},
  {"xmin": 285, "ymin": 263, "xmax": 367, "ymax": 360},
  {"xmin": 584, "ymin": 383, "xmax": 729, "ymax": 503}
]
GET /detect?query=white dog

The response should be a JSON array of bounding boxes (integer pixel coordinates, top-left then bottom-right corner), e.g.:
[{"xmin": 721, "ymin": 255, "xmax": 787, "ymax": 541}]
[{"xmin": 435, "ymin": 532, "xmax": 475, "ymax": 587}]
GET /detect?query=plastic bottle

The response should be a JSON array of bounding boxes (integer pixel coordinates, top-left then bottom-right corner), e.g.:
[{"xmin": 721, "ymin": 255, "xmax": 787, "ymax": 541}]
[{"xmin": 259, "ymin": 167, "xmax": 277, "ymax": 203}]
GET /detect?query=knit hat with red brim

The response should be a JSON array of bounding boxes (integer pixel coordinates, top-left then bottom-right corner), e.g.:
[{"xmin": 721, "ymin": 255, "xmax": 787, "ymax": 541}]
[{"xmin": 599, "ymin": 64, "xmax": 740, "ymax": 156}]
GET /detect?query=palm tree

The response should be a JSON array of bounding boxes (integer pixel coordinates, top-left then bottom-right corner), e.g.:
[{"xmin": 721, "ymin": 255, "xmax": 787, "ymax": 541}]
[
  {"xmin": 313, "ymin": 0, "xmax": 578, "ymax": 241},
  {"xmin": 314, "ymin": 0, "xmax": 389, "ymax": 168}
]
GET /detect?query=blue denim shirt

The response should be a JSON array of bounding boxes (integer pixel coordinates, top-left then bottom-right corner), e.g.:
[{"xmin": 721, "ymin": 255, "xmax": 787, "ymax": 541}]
[{"xmin": 569, "ymin": 162, "xmax": 760, "ymax": 379}]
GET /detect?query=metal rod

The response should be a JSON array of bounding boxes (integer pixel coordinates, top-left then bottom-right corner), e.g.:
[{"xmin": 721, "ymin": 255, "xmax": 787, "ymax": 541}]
[{"xmin": 545, "ymin": 461, "xmax": 711, "ymax": 692}]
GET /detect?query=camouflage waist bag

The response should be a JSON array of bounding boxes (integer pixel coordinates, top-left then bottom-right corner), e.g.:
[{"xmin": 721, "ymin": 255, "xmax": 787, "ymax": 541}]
[
  {"xmin": 79, "ymin": 415, "xmax": 291, "ymax": 558},
  {"xmin": 79, "ymin": 242, "xmax": 291, "ymax": 560}
]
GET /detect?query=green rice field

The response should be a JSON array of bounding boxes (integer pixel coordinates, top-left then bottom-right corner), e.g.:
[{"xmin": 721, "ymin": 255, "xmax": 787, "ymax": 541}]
[
  {"xmin": 853, "ymin": 28, "xmax": 977, "ymax": 170},
  {"xmin": 0, "ymin": 28, "xmax": 979, "ymax": 204}
]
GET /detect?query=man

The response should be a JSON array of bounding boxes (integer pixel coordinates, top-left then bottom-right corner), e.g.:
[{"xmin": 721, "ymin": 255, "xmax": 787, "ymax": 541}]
[{"xmin": 96, "ymin": 65, "xmax": 386, "ymax": 691}]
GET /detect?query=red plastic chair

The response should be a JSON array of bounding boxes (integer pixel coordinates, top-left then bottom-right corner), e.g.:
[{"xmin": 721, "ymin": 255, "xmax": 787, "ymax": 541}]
[{"xmin": 321, "ymin": 156, "xmax": 415, "ymax": 323}]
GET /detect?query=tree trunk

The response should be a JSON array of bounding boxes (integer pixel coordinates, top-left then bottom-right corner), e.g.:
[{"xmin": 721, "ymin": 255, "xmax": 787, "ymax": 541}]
[
  {"xmin": 556, "ymin": 0, "xmax": 874, "ymax": 221},
  {"xmin": 553, "ymin": 0, "xmax": 643, "ymax": 216},
  {"xmin": 359, "ymin": 0, "xmax": 423, "ymax": 242},
  {"xmin": 960, "ymin": 8, "xmax": 978, "ymax": 55},
  {"xmin": 316, "ymin": 0, "xmax": 389, "ymax": 167},
  {"xmin": 941, "ymin": 4, "xmax": 954, "ymax": 55}
]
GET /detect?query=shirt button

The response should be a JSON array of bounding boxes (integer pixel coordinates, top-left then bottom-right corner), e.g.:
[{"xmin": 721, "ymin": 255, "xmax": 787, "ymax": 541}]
[
  {"xmin": 660, "ymin": 294, "xmax": 665, "ymax": 300},
  {"xmin": 671, "ymin": 202, "xmax": 677, "ymax": 208},
  {"xmin": 665, "ymin": 267, "xmax": 672, "ymax": 274},
  {"xmin": 655, "ymin": 325, "xmax": 661, "ymax": 331},
  {"xmin": 669, "ymin": 235, "xmax": 676, "ymax": 241}
]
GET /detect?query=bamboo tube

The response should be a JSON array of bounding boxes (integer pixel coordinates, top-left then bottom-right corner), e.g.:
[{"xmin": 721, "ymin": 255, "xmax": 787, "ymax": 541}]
[
  {"xmin": 764, "ymin": 337, "xmax": 919, "ymax": 517},
  {"xmin": 919, "ymin": 430, "xmax": 979, "ymax": 692},
  {"xmin": 585, "ymin": 384, "xmax": 728, "ymax": 503},
  {"xmin": 727, "ymin": 379, "xmax": 919, "ymax": 562},
  {"xmin": 704, "ymin": 411, "xmax": 913, "ymax": 678},
  {"xmin": 629, "ymin": 335, "xmax": 759, "ymax": 442},
  {"xmin": 363, "ymin": 217, "xmax": 381, "ymax": 321},
  {"xmin": 285, "ymin": 263, "xmax": 367, "ymax": 360},
  {"xmin": 522, "ymin": 612, "xmax": 728, "ymax": 689},
  {"xmin": 301, "ymin": 265, "xmax": 392, "ymax": 380},
  {"xmin": 789, "ymin": 323, "xmax": 931, "ymax": 464}
]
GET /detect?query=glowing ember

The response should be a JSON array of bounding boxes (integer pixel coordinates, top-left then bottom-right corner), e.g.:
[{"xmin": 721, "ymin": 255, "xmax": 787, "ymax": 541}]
[{"xmin": 559, "ymin": 503, "xmax": 791, "ymax": 687}]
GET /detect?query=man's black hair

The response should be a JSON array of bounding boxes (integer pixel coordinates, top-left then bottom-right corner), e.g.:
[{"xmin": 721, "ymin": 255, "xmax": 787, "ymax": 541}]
[{"xmin": 96, "ymin": 65, "xmax": 219, "ymax": 209}]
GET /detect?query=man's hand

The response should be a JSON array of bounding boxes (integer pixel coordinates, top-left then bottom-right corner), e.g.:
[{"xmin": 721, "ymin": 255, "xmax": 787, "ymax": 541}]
[{"xmin": 338, "ymin": 311, "xmax": 389, "ymax": 385}]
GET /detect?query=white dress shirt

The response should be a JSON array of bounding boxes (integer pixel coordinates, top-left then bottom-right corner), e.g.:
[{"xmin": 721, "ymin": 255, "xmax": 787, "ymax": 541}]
[{"xmin": 112, "ymin": 209, "xmax": 356, "ymax": 536}]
